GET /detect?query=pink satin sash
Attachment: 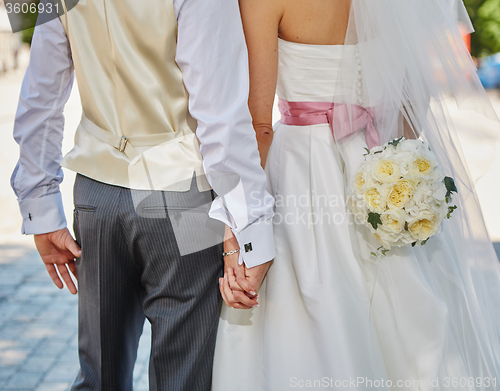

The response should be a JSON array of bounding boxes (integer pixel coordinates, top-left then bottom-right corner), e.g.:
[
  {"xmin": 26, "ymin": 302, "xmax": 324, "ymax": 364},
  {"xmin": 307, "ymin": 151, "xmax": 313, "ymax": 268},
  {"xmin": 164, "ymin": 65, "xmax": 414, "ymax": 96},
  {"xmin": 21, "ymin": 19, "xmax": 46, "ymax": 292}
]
[{"xmin": 278, "ymin": 99, "xmax": 380, "ymax": 149}]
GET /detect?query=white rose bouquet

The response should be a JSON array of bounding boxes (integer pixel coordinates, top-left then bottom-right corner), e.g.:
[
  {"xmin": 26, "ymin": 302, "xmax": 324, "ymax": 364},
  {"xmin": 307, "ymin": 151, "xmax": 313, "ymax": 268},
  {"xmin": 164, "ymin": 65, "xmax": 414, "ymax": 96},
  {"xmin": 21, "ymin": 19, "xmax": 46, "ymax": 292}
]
[{"xmin": 349, "ymin": 137, "xmax": 457, "ymax": 255}]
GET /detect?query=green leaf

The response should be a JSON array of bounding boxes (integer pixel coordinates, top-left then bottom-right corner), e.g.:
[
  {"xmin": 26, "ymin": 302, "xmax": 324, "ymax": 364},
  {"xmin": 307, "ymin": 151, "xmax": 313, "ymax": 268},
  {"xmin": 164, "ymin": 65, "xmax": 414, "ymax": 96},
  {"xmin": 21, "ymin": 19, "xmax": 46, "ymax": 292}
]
[
  {"xmin": 374, "ymin": 246, "xmax": 390, "ymax": 256},
  {"xmin": 444, "ymin": 176, "xmax": 458, "ymax": 193},
  {"xmin": 444, "ymin": 176, "xmax": 458, "ymax": 203},
  {"xmin": 388, "ymin": 137, "xmax": 404, "ymax": 147},
  {"xmin": 370, "ymin": 252, "xmax": 377, "ymax": 257},
  {"xmin": 421, "ymin": 238, "xmax": 429, "ymax": 246},
  {"xmin": 411, "ymin": 241, "xmax": 417, "ymax": 247},
  {"xmin": 447, "ymin": 205, "xmax": 457, "ymax": 219},
  {"xmin": 363, "ymin": 147, "xmax": 370, "ymax": 156},
  {"xmin": 368, "ymin": 212, "xmax": 382, "ymax": 230}
]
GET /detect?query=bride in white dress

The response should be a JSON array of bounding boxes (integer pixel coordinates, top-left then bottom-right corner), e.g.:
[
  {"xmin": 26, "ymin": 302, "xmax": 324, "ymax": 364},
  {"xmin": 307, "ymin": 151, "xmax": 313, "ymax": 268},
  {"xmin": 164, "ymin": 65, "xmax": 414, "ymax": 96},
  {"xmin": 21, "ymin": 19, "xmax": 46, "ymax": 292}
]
[{"xmin": 214, "ymin": 0, "xmax": 500, "ymax": 390}]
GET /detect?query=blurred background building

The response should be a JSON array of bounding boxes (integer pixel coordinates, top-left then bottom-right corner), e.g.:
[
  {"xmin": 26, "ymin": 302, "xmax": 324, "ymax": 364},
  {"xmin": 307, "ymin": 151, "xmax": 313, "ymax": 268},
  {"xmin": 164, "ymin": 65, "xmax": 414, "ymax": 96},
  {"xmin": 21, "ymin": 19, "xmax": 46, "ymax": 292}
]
[{"xmin": 0, "ymin": 0, "xmax": 21, "ymax": 72}]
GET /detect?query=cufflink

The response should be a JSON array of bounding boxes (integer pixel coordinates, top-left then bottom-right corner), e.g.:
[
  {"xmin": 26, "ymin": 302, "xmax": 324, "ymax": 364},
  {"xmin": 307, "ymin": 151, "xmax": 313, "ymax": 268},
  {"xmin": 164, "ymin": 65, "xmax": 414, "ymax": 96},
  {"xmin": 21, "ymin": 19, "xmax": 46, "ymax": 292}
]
[{"xmin": 244, "ymin": 243, "xmax": 253, "ymax": 253}]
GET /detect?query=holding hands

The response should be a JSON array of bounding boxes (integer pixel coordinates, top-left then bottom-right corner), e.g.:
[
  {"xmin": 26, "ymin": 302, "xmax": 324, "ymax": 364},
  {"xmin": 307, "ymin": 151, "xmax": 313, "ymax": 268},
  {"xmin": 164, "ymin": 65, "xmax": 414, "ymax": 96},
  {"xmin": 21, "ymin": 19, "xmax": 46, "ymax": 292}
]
[{"xmin": 219, "ymin": 225, "xmax": 272, "ymax": 309}]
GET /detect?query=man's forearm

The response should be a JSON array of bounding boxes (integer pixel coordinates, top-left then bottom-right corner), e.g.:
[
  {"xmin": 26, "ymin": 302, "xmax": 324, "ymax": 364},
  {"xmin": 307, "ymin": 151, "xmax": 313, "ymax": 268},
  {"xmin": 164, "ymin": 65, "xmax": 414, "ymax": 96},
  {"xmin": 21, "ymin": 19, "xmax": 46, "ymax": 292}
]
[
  {"xmin": 11, "ymin": 18, "xmax": 74, "ymax": 235},
  {"xmin": 175, "ymin": 0, "xmax": 275, "ymax": 268}
]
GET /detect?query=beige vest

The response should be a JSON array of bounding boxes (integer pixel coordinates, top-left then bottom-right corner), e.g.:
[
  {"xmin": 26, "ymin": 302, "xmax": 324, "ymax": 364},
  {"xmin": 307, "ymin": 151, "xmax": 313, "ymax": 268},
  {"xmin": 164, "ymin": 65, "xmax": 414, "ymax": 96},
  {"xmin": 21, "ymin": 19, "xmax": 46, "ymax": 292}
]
[{"xmin": 59, "ymin": 0, "xmax": 210, "ymax": 191}]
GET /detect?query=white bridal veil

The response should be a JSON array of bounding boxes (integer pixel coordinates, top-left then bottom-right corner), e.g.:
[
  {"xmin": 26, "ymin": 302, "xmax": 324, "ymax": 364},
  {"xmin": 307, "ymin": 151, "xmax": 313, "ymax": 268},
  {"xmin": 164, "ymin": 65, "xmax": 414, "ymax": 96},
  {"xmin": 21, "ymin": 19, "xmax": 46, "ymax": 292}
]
[{"xmin": 331, "ymin": 0, "xmax": 500, "ymax": 387}]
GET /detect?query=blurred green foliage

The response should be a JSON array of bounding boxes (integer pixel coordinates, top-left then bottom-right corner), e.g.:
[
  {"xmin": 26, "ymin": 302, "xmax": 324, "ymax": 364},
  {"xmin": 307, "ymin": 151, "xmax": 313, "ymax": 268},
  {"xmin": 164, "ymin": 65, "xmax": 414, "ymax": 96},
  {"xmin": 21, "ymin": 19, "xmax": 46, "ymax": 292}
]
[
  {"xmin": 21, "ymin": 24, "xmax": 36, "ymax": 46},
  {"xmin": 22, "ymin": 28, "xmax": 35, "ymax": 45},
  {"xmin": 15, "ymin": 1, "xmax": 38, "ymax": 45},
  {"xmin": 464, "ymin": 0, "xmax": 500, "ymax": 57}
]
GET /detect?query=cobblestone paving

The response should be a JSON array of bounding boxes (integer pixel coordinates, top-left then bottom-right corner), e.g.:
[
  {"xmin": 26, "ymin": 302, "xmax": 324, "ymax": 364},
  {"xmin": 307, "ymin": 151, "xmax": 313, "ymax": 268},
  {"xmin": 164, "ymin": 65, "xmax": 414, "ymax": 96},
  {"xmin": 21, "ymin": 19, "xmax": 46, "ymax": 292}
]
[{"xmin": 0, "ymin": 244, "xmax": 151, "ymax": 391}]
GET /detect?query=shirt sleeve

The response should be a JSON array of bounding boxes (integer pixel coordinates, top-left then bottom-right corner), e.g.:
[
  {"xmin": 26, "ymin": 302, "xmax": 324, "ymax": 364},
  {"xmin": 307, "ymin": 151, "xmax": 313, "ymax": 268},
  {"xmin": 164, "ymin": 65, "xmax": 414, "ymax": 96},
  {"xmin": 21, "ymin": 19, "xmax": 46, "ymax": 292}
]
[
  {"xmin": 174, "ymin": 0, "xmax": 276, "ymax": 268},
  {"xmin": 11, "ymin": 17, "xmax": 75, "ymax": 235}
]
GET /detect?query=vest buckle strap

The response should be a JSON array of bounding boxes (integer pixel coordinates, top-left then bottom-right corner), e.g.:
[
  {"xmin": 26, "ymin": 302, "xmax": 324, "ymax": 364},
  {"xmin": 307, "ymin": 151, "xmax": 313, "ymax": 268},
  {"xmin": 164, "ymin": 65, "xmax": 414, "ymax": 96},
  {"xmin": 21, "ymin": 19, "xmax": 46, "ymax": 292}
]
[
  {"xmin": 79, "ymin": 115, "xmax": 139, "ymax": 159},
  {"xmin": 117, "ymin": 136, "xmax": 128, "ymax": 153}
]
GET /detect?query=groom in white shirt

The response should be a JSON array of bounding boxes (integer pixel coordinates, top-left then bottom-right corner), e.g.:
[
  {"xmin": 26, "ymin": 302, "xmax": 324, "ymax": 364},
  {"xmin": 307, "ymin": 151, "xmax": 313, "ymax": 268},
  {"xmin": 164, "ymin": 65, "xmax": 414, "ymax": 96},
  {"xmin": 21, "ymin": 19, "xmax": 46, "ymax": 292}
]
[{"xmin": 11, "ymin": 0, "xmax": 275, "ymax": 389}]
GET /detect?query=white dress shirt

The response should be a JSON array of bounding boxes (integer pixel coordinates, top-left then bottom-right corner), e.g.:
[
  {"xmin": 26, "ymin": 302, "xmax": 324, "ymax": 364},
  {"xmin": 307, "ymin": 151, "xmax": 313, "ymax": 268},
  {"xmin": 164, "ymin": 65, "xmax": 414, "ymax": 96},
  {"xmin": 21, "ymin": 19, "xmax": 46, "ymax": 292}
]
[{"xmin": 11, "ymin": 0, "xmax": 275, "ymax": 268}]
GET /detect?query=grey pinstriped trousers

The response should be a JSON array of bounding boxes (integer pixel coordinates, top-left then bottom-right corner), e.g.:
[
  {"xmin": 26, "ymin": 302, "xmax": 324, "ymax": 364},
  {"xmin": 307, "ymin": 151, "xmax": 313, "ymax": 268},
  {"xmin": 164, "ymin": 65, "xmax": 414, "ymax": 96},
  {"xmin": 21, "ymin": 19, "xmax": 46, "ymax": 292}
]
[{"xmin": 70, "ymin": 174, "xmax": 224, "ymax": 391}]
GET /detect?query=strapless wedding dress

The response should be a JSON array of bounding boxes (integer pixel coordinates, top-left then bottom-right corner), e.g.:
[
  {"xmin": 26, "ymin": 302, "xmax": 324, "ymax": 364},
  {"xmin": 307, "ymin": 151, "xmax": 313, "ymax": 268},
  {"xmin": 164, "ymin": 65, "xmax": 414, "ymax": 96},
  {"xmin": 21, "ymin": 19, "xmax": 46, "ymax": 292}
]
[{"xmin": 212, "ymin": 39, "xmax": 500, "ymax": 391}]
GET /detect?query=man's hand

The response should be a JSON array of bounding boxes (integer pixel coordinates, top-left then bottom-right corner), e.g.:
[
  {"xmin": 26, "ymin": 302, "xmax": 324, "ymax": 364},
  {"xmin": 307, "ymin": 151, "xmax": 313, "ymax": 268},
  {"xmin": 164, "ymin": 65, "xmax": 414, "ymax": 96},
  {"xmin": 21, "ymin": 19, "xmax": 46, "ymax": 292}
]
[
  {"xmin": 34, "ymin": 228, "xmax": 81, "ymax": 295},
  {"xmin": 244, "ymin": 260, "xmax": 272, "ymax": 294}
]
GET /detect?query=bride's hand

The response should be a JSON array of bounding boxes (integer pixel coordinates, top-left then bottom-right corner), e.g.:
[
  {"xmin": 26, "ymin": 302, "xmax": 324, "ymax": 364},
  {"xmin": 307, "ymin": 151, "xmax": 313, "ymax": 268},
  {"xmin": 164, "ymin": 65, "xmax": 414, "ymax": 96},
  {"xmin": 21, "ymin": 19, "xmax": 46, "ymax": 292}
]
[
  {"xmin": 219, "ymin": 262, "xmax": 273, "ymax": 310},
  {"xmin": 219, "ymin": 268, "xmax": 259, "ymax": 309},
  {"xmin": 219, "ymin": 225, "xmax": 259, "ymax": 309},
  {"xmin": 219, "ymin": 261, "xmax": 273, "ymax": 309}
]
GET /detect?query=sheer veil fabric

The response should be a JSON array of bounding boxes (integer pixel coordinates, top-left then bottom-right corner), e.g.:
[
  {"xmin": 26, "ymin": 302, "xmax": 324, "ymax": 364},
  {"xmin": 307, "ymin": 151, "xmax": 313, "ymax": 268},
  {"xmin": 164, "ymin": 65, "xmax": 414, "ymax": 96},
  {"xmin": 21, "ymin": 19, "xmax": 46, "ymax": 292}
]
[{"xmin": 334, "ymin": 0, "xmax": 500, "ymax": 384}]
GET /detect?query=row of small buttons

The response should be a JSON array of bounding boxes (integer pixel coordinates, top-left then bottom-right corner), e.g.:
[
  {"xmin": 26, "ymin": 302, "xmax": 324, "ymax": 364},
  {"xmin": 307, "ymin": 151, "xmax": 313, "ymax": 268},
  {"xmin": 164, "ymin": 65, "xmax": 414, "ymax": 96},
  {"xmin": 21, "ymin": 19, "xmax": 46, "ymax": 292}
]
[{"xmin": 354, "ymin": 46, "xmax": 364, "ymax": 106}]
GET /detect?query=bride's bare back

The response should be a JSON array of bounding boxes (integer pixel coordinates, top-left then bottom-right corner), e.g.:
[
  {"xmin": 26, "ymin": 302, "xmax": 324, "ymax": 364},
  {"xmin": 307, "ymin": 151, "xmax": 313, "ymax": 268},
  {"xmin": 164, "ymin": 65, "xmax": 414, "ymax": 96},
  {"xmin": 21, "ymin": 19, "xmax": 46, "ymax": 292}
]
[
  {"xmin": 239, "ymin": 0, "xmax": 351, "ymax": 167},
  {"xmin": 278, "ymin": 0, "xmax": 350, "ymax": 45}
]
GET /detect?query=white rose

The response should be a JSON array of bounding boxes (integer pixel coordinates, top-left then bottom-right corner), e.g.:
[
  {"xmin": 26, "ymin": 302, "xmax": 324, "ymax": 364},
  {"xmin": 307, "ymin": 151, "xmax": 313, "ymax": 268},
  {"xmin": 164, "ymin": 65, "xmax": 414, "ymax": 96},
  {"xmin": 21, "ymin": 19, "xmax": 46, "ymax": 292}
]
[
  {"xmin": 386, "ymin": 179, "xmax": 415, "ymax": 209},
  {"xmin": 372, "ymin": 158, "xmax": 401, "ymax": 183},
  {"xmin": 353, "ymin": 171, "xmax": 367, "ymax": 192},
  {"xmin": 399, "ymin": 139, "xmax": 422, "ymax": 153},
  {"xmin": 431, "ymin": 182, "xmax": 446, "ymax": 202},
  {"xmin": 409, "ymin": 155, "xmax": 436, "ymax": 178},
  {"xmin": 407, "ymin": 209, "xmax": 440, "ymax": 241},
  {"xmin": 380, "ymin": 209, "xmax": 407, "ymax": 234},
  {"xmin": 363, "ymin": 186, "xmax": 387, "ymax": 213}
]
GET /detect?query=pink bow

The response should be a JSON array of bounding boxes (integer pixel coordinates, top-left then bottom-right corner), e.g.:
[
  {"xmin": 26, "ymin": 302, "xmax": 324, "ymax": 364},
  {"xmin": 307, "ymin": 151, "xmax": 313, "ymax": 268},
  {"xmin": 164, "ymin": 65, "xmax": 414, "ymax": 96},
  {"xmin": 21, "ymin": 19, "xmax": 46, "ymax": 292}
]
[{"xmin": 278, "ymin": 99, "xmax": 380, "ymax": 150}]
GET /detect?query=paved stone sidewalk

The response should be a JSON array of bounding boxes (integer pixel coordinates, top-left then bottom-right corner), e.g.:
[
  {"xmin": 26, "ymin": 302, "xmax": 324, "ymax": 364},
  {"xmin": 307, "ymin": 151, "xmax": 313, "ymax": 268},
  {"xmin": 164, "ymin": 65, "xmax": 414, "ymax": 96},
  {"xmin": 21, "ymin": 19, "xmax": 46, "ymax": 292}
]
[{"xmin": 0, "ymin": 244, "xmax": 151, "ymax": 391}]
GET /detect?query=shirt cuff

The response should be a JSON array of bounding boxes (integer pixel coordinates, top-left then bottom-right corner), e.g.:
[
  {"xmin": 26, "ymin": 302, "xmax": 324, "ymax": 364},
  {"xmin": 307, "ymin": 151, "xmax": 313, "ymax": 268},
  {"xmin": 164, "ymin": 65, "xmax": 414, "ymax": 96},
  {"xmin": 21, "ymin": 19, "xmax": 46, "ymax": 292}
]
[
  {"xmin": 233, "ymin": 216, "xmax": 276, "ymax": 268},
  {"xmin": 19, "ymin": 192, "xmax": 67, "ymax": 235}
]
